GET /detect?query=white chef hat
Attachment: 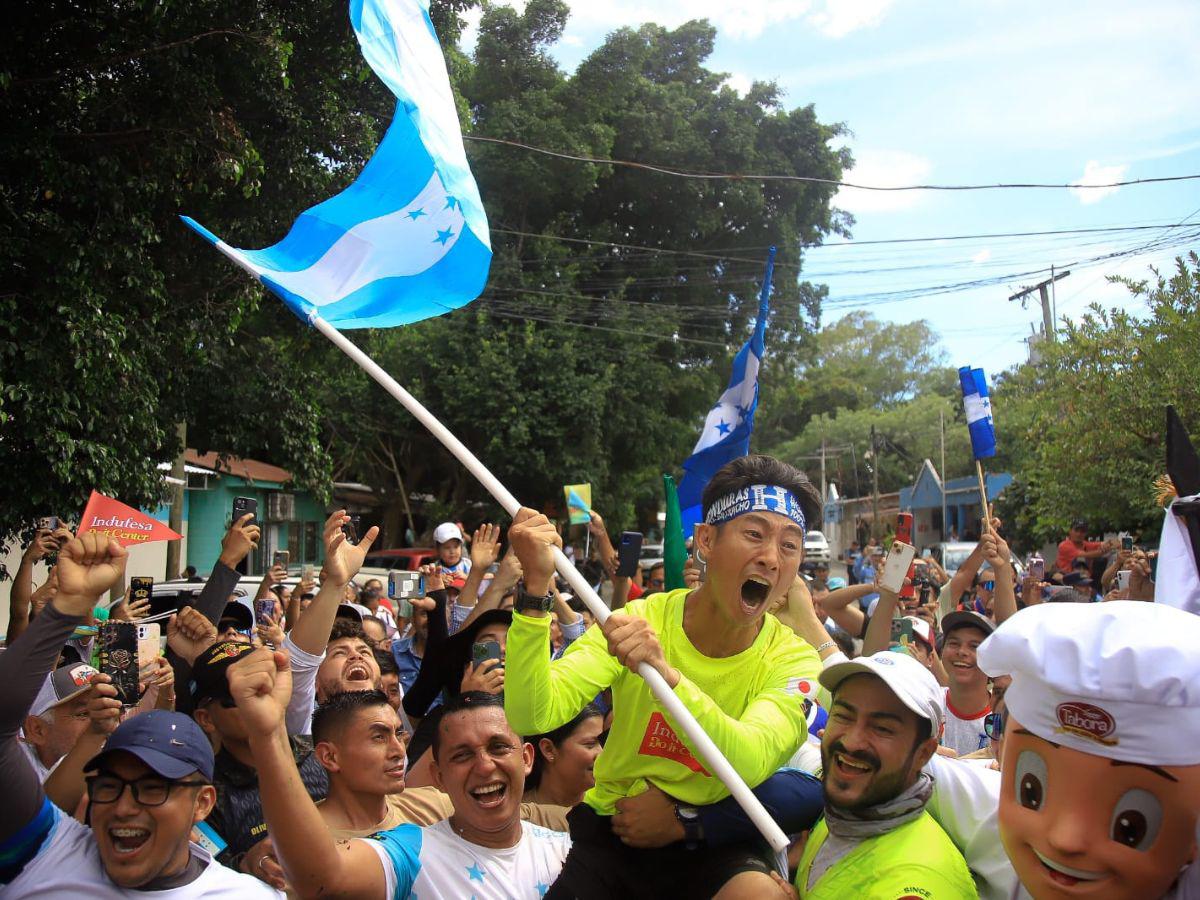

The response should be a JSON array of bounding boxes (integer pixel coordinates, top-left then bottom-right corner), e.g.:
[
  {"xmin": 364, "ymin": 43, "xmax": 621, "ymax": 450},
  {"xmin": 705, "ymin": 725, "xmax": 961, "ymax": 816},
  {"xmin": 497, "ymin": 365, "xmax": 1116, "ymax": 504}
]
[{"xmin": 977, "ymin": 600, "xmax": 1200, "ymax": 766}]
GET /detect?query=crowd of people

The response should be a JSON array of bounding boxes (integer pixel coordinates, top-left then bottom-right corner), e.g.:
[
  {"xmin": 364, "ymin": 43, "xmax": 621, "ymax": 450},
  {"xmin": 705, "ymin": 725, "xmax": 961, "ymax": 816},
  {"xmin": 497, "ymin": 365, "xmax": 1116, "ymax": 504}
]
[{"xmin": 1, "ymin": 452, "xmax": 1197, "ymax": 898}]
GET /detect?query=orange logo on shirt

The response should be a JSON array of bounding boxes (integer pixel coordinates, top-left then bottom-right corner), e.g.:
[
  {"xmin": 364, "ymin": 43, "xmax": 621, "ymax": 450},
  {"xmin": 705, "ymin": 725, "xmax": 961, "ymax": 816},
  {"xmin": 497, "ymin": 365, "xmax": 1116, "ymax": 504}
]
[{"xmin": 637, "ymin": 712, "xmax": 710, "ymax": 776}]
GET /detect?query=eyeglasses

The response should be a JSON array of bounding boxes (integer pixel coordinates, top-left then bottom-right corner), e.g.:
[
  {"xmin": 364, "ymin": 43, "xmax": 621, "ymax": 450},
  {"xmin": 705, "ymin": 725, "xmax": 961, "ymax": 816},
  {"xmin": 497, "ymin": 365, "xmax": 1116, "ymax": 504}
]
[
  {"xmin": 984, "ymin": 710, "xmax": 1006, "ymax": 741},
  {"xmin": 649, "ymin": 578, "xmax": 665, "ymax": 588},
  {"xmin": 86, "ymin": 773, "xmax": 208, "ymax": 807}
]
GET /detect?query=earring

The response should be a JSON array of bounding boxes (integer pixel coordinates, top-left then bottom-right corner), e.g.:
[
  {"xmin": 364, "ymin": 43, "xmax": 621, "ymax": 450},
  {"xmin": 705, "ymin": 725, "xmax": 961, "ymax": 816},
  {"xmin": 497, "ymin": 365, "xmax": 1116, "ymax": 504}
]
[{"xmin": 694, "ymin": 548, "xmax": 707, "ymax": 565}]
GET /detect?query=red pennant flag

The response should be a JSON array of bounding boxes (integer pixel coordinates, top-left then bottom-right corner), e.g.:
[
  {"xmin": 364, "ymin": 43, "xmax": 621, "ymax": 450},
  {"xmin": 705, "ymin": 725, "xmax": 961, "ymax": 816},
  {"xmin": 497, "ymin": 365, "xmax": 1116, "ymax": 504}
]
[{"xmin": 76, "ymin": 491, "xmax": 182, "ymax": 547}]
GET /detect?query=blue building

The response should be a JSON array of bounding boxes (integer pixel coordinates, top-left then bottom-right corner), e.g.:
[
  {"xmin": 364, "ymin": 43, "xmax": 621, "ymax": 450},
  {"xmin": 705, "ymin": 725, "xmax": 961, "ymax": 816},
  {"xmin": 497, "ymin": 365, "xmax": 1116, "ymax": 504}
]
[{"xmin": 900, "ymin": 459, "xmax": 1012, "ymax": 550}]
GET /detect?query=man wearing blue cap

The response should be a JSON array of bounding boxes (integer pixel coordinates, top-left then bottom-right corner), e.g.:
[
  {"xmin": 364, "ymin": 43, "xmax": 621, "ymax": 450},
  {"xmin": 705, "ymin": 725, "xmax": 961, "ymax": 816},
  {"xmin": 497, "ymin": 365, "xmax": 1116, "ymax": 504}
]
[{"xmin": 0, "ymin": 531, "xmax": 279, "ymax": 897}]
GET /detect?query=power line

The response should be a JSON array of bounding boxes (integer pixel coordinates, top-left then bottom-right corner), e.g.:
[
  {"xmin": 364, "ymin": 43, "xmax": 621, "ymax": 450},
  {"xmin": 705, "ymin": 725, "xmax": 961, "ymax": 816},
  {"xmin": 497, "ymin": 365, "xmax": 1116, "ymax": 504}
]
[{"xmin": 468, "ymin": 135, "xmax": 1200, "ymax": 192}]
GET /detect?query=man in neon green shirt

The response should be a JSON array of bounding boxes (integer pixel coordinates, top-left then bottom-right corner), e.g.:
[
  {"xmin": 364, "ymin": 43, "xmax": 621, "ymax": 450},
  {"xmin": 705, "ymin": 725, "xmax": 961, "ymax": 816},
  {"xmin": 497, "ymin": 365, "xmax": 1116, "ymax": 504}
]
[
  {"xmin": 781, "ymin": 651, "xmax": 976, "ymax": 899},
  {"xmin": 506, "ymin": 454, "xmax": 824, "ymax": 898}
]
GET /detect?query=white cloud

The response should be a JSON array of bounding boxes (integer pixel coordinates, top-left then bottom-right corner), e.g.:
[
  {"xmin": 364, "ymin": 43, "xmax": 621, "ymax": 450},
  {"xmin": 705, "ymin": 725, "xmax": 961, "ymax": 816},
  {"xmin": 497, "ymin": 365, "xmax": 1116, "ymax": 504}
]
[
  {"xmin": 971, "ymin": 249, "xmax": 992, "ymax": 264},
  {"xmin": 807, "ymin": 0, "xmax": 895, "ymax": 37},
  {"xmin": 1070, "ymin": 160, "xmax": 1130, "ymax": 205},
  {"xmin": 834, "ymin": 148, "xmax": 932, "ymax": 214},
  {"xmin": 723, "ymin": 72, "xmax": 754, "ymax": 95}
]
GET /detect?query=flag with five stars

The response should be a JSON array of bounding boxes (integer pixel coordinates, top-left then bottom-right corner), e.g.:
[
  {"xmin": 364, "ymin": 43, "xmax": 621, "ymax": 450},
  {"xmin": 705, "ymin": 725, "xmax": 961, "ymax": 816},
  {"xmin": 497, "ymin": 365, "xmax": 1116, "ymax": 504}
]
[
  {"xmin": 182, "ymin": 0, "xmax": 491, "ymax": 328},
  {"xmin": 676, "ymin": 248, "xmax": 775, "ymax": 537}
]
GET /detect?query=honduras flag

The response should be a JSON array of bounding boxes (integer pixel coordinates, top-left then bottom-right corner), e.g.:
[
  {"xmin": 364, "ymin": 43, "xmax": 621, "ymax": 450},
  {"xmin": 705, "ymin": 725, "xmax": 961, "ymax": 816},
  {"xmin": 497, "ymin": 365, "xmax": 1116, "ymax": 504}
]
[
  {"xmin": 182, "ymin": 0, "xmax": 490, "ymax": 329},
  {"xmin": 677, "ymin": 249, "xmax": 776, "ymax": 537},
  {"xmin": 959, "ymin": 366, "xmax": 997, "ymax": 459}
]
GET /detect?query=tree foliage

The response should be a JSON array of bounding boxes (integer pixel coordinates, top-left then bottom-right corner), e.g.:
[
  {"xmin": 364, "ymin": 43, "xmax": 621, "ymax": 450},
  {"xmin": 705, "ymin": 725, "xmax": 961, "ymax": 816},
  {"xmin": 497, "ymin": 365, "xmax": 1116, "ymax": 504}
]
[
  {"xmin": 0, "ymin": 0, "xmax": 850, "ymax": 552},
  {"xmin": 994, "ymin": 254, "xmax": 1200, "ymax": 546}
]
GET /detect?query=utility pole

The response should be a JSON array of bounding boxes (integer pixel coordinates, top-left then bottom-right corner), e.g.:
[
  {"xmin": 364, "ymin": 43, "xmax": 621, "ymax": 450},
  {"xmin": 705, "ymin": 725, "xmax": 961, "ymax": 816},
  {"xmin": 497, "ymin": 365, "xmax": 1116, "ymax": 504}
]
[
  {"xmin": 1009, "ymin": 269, "xmax": 1070, "ymax": 342},
  {"xmin": 870, "ymin": 425, "xmax": 880, "ymax": 539},
  {"xmin": 819, "ymin": 439, "xmax": 827, "ymax": 505},
  {"xmin": 939, "ymin": 409, "xmax": 948, "ymax": 542},
  {"xmin": 165, "ymin": 422, "xmax": 187, "ymax": 580}
]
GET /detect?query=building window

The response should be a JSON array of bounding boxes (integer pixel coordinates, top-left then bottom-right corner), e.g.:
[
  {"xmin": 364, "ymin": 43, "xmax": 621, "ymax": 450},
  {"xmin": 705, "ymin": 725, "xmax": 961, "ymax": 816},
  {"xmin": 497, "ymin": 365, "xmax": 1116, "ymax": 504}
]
[
  {"xmin": 304, "ymin": 521, "xmax": 318, "ymax": 562},
  {"xmin": 186, "ymin": 472, "xmax": 210, "ymax": 490}
]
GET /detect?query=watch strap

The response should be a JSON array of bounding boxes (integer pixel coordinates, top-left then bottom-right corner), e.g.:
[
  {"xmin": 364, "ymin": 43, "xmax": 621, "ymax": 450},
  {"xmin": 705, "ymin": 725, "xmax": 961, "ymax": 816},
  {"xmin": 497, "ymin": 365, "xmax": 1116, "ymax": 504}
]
[{"xmin": 515, "ymin": 586, "xmax": 553, "ymax": 613}]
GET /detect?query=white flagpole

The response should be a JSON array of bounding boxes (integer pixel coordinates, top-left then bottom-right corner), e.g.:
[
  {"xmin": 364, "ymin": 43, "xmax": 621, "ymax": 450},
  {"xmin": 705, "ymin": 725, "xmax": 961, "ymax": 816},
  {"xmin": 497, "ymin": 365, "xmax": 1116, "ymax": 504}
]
[{"xmin": 308, "ymin": 312, "xmax": 792, "ymax": 866}]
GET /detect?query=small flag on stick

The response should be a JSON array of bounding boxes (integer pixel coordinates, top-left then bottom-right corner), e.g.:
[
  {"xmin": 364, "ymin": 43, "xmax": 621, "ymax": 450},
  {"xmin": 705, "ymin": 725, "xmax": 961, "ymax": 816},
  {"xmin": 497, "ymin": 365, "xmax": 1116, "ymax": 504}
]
[{"xmin": 959, "ymin": 366, "xmax": 996, "ymax": 531}]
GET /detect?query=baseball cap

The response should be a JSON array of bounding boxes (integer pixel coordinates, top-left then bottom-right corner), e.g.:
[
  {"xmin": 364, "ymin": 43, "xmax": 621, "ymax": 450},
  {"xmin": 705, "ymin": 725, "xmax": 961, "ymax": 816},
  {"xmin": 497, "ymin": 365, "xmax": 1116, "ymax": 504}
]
[
  {"xmin": 821, "ymin": 651, "xmax": 945, "ymax": 732},
  {"xmin": 826, "ymin": 576, "xmax": 847, "ymax": 591},
  {"xmin": 941, "ymin": 609, "xmax": 995, "ymax": 639},
  {"xmin": 1070, "ymin": 518, "xmax": 1088, "ymax": 530},
  {"xmin": 218, "ymin": 600, "xmax": 253, "ymax": 633},
  {"xmin": 335, "ymin": 602, "xmax": 371, "ymax": 623},
  {"xmin": 901, "ymin": 616, "xmax": 934, "ymax": 650},
  {"xmin": 84, "ymin": 710, "xmax": 214, "ymax": 781},
  {"xmin": 190, "ymin": 641, "xmax": 256, "ymax": 706},
  {"xmin": 31, "ymin": 662, "xmax": 99, "ymax": 717},
  {"xmin": 433, "ymin": 522, "xmax": 463, "ymax": 544}
]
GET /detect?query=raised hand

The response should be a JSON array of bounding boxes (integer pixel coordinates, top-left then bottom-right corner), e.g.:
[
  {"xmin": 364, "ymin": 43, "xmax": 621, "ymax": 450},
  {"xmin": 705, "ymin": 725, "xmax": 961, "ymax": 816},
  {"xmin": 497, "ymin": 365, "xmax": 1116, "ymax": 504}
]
[
  {"xmin": 54, "ymin": 533, "xmax": 128, "ymax": 616},
  {"xmin": 320, "ymin": 509, "xmax": 379, "ymax": 586},
  {"xmin": 219, "ymin": 514, "xmax": 261, "ymax": 569},
  {"xmin": 24, "ymin": 529, "xmax": 59, "ymax": 562},
  {"xmin": 166, "ymin": 606, "xmax": 219, "ymax": 665},
  {"xmin": 85, "ymin": 673, "xmax": 123, "ymax": 737},
  {"xmin": 227, "ymin": 647, "xmax": 293, "ymax": 736},
  {"xmin": 508, "ymin": 508, "xmax": 562, "ymax": 595},
  {"xmin": 460, "ymin": 659, "xmax": 505, "ymax": 695},
  {"xmin": 418, "ymin": 562, "xmax": 445, "ymax": 593},
  {"xmin": 470, "ymin": 523, "xmax": 502, "ymax": 569}
]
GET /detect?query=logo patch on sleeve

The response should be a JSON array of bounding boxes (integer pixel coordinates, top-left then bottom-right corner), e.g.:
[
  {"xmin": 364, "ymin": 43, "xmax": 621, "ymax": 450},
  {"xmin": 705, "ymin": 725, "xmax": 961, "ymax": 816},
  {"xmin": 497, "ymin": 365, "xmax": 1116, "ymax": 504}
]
[{"xmin": 638, "ymin": 712, "xmax": 710, "ymax": 776}]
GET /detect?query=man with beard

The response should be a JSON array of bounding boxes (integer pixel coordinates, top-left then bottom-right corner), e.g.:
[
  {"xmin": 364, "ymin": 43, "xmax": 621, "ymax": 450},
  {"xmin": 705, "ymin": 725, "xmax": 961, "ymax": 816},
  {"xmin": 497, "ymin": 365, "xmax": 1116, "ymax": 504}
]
[
  {"xmin": 785, "ymin": 651, "xmax": 975, "ymax": 898},
  {"xmin": 505, "ymin": 455, "xmax": 824, "ymax": 898}
]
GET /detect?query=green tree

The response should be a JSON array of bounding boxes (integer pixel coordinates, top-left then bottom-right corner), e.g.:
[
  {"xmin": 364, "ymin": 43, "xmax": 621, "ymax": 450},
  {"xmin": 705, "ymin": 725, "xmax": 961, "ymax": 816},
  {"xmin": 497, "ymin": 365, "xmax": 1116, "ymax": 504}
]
[{"xmin": 994, "ymin": 254, "xmax": 1200, "ymax": 545}]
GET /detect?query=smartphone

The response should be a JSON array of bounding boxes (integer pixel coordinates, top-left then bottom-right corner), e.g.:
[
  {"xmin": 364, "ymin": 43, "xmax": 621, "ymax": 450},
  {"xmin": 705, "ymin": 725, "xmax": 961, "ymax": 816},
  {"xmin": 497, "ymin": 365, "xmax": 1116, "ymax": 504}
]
[
  {"xmin": 472, "ymin": 639, "xmax": 503, "ymax": 671},
  {"xmin": 130, "ymin": 576, "xmax": 153, "ymax": 609},
  {"xmin": 1121, "ymin": 535, "xmax": 1134, "ymax": 551},
  {"xmin": 232, "ymin": 496, "xmax": 257, "ymax": 526},
  {"xmin": 879, "ymin": 541, "xmax": 917, "ymax": 594},
  {"xmin": 889, "ymin": 617, "xmax": 915, "ymax": 647},
  {"xmin": 389, "ymin": 570, "xmax": 426, "ymax": 601},
  {"xmin": 895, "ymin": 513, "xmax": 914, "ymax": 546},
  {"xmin": 1148, "ymin": 551, "xmax": 1159, "ymax": 582},
  {"xmin": 272, "ymin": 550, "xmax": 290, "ymax": 569},
  {"xmin": 98, "ymin": 621, "xmax": 140, "ymax": 706},
  {"xmin": 254, "ymin": 597, "xmax": 276, "ymax": 625},
  {"xmin": 1116, "ymin": 570, "xmax": 1132, "ymax": 592},
  {"xmin": 137, "ymin": 623, "xmax": 161, "ymax": 668},
  {"xmin": 1029, "ymin": 556, "xmax": 1045, "ymax": 581},
  {"xmin": 616, "ymin": 532, "xmax": 643, "ymax": 578},
  {"xmin": 302, "ymin": 564, "xmax": 315, "ymax": 581},
  {"xmin": 36, "ymin": 515, "xmax": 60, "ymax": 533},
  {"xmin": 342, "ymin": 514, "xmax": 361, "ymax": 543}
]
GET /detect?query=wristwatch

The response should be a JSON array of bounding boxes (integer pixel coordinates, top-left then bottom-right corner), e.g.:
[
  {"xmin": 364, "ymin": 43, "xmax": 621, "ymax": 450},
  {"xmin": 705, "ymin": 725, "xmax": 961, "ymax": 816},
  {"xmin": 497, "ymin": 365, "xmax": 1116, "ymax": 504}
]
[
  {"xmin": 514, "ymin": 586, "xmax": 554, "ymax": 614},
  {"xmin": 674, "ymin": 803, "xmax": 703, "ymax": 848}
]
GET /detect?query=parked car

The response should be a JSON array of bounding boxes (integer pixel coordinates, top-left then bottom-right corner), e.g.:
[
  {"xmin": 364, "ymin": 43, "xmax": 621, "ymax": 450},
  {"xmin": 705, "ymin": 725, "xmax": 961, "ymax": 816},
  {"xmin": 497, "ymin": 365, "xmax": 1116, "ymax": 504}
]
[
  {"xmin": 638, "ymin": 542, "xmax": 664, "ymax": 570},
  {"xmin": 804, "ymin": 530, "xmax": 831, "ymax": 564},
  {"xmin": 934, "ymin": 541, "xmax": 1025, "ymax": 580}
]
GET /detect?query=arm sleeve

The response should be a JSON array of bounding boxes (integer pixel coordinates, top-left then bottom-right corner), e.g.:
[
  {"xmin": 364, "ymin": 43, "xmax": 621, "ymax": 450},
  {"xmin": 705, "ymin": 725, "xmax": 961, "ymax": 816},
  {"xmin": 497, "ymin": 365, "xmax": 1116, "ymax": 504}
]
[
  {"xmin": 924, "ymin": 754, "xmax": 1014, "ymax": 900},
  {"xmin": 504, "ymin": 612, "xmax": 621, "ymax": 735},
  {"xmin": 0, "ymin": 604, "xmax": 80, "ymax": 845},
  {"xmin": 696, "ymin": 768, "xmax": 823, "ymax": 847},
  {"xmin": 283, "ymin": 635, "xmax": 323, "ymax": 736},
  {"xmin": 194, "ymin": 561, "xmax": 240, "ymax": 625},
  {"xmin": 449, "ymin": 602, "xmax": 471, "ymax": 635},
  {"xmin": 663, "ymin": 641, "xmax": 819, "ymax": 789},
  {"xmin": 559, "ymin": 616, "xmax": 587, "ymax": 647},
  {"xmin": 401, "ymin": 591, "xmax": 452, "ymax": 718}
]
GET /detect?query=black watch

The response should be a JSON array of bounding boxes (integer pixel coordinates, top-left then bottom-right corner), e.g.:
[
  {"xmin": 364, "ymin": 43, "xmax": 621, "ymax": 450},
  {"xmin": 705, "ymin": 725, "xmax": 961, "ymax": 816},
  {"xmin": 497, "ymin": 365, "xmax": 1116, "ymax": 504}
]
[
  {"xmin": 674, "ymin": 803, "xmax": 703, "ymax": 848},
  {"xmin": 514, "ymin": 586, "xmax": 553, "ymax": 614}
]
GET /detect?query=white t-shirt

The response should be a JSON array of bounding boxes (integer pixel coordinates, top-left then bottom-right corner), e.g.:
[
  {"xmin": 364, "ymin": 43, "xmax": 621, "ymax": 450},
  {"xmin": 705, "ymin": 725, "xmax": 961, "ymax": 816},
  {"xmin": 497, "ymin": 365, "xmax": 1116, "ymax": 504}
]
[
  {"xmin": 283, "ymin": 634, "xmax": 322, "ymax": 736},
  {"xmin": 367, "ymin": 818, "xmax": 570, "ymax": 899},
  {"xmin": 20, "ymin": 740, "xmax": 54, "ymax": 783},
  {"xmin": 4, "ymin": 805, "xmax": 282, "ymax": 898},
  {"xmin": 941, "ymin": 690, "xmax": 990, "ymax": 756}
]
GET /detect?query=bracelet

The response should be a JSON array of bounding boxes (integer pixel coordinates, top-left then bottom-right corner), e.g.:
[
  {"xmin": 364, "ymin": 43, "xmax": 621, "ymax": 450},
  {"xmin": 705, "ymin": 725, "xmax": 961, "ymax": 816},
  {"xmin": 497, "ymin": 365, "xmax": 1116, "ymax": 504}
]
[{"xmin": 815, "ymin": 640, "xmax": 836, "ymax": 653}]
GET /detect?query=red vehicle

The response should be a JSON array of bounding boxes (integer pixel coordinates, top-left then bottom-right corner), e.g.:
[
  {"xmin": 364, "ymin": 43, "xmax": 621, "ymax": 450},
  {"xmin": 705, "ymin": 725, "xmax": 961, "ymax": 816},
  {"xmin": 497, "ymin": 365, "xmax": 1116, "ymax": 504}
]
[{"xmin": 361, "ymin": 548, "xmax": 438, "ymax": 572}]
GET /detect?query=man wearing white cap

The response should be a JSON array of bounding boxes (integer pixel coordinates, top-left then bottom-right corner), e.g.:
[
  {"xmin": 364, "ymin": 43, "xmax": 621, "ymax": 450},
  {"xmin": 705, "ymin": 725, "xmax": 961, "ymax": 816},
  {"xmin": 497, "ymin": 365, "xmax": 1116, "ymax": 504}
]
[
  {"xmin": 21, "ymin": 661, "xmax": 99, "ymax": 782},
  {"xmin": 786, "ymin": 651, "xmax": 976, "ymax": 898},
  {"xmin": 432, "ymin": 521, "xmax": 472, "ymax": 576},
  {"xmin": 976, "ymin": 600, "xmax": 1200, "ymax": 899}
]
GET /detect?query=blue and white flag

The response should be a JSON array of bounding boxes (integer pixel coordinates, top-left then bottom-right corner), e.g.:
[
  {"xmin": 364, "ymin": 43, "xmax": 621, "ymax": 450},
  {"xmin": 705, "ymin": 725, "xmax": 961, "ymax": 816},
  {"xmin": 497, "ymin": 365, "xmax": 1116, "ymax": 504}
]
[
  {"xmin": 182, "ymin": 0, "xmax": 491, "ymax": 329},
  {"xmin": 677, "ymin": 248, "xmax": 776, "ymax": 537},
  {"xmin": 959, "ymin": 366, "xmax": 997, "ymax": 459}
]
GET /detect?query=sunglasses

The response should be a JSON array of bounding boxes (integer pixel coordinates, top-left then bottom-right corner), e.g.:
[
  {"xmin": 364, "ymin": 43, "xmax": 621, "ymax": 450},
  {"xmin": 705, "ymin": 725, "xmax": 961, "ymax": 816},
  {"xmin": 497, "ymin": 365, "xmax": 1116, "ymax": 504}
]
[
  {"xmin": 980, "ymin": 581, "xmax": 995, "ymax": 591},
  {"xmin": 984, "ymin": 710, "xmax": 1006, "ymax": 741}
]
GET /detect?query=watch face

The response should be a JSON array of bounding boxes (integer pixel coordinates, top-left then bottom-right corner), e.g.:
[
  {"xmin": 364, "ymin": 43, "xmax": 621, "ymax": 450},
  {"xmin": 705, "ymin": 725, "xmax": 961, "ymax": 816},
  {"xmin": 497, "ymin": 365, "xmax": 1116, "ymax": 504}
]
[{"xmin": 677, "ymin": 806, "xmax": 699, "ymax": 822}]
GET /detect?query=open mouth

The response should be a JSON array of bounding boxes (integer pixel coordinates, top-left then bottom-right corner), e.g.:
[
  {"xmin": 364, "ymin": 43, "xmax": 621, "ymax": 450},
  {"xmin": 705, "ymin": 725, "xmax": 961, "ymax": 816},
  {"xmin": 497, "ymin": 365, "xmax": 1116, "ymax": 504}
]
[
  {"xmin": 345, "ymin": 663, "xmax": 372, "ymax": 682},
  {"xmin": 468, "ymin": 782, "xmax": 508, "ymax": 809},
  {"xmin": 739, "ymin": 577, "xmax": 771, "ymax": 614},
  {"xmin": 1033, "ymin": 848, "xmax": 1107, "ymax": 888},
  {"xmin": 831, "ymin": 750, "xmax": 875, "ymax": 780},
  {"xmin": 385, "ymin": 762, "xmax": 406, "ymax": 781},
  {"xmin": 109, "ymin": 826, "xmax": 151, "ymax": 857}
]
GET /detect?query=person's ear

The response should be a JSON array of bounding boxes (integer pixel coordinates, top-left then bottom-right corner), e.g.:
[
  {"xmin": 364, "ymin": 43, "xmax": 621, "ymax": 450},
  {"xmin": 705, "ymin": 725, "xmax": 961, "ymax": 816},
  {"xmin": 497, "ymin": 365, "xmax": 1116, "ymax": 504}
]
[
  {"xmin": 430, "ymin": 754, "xmax": 445, "ymax": 793},
  {"xmin": 913, "ymin": 735, "xmax": 939, "ymax": 772},
  {"xmin": 537, "ymin": 737, "xmax": 556, "ymax": 765},
  {"xmin": 694, "ymin": 523, "xmax": 716, "ymax": 559},
  {"xmin": 314, "ymin": 740, "xmax": 340, "ymax": 772},
  {"xmin": 193, "ymin": 785, "xmax": 217, "ymax": 823},
  {"xmin": 192, "ymin": 707, "xmax": 216, "ymax": 738},
  {"xmin": 522, "ymin": 740, "xmax": 535, "ymax": 777},
  {"xmin": 22, "ymin": 714, "xmax": 46, "ymax": 747}
]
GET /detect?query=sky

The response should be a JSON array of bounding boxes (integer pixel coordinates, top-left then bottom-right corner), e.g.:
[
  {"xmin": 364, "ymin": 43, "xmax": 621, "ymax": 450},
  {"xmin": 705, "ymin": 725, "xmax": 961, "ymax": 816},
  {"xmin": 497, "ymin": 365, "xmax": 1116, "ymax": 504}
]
[{"xmin": 458, "ymin": 0, "xmax": 1200, "ymax": 372}]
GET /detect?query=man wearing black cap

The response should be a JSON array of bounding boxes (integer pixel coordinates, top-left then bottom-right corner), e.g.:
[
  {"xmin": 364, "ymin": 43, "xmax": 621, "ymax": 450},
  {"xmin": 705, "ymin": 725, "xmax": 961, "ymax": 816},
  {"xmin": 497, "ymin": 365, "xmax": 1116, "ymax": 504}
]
[
  {"xmin": 939, "ymin": 610, "xmax": 995, "ymax": 756},
  {"xmin": 191, "ymin": 641, "xmax": 329, "ymax": 887},
  {"xmin": 0, "ymin": 532, "xmax": 279, "ymax": 897}
]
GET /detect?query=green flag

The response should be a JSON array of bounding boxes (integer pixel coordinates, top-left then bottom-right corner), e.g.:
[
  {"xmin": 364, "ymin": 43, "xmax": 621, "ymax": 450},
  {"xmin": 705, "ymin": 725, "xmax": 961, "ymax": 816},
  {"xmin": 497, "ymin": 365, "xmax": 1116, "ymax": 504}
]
[{"xmin": 663, "ymin": 474, "xmax": 688, "ymax": 590}]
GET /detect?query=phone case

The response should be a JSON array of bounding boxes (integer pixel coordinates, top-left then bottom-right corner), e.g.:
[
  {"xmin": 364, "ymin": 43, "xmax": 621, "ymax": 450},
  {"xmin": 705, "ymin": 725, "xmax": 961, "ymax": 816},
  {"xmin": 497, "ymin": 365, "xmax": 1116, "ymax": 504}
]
[
  {"xmin": 130, "ymin": 576, "xmax": 152, "ymax": 607},
  {"xmin": 254, "ymin": 598, "xmax": 276, "ymax": 624},
  {"xmin": 137, "ymin": 624, "xmax": 161, "ymax": 669},
  {"xmin": 616, "ymin": 532, "xmax": 643, "ymax": 578},
  {"xmin": 99, "ymin": 622, "xmax": 140, "ymax": 706},
  {"xmin": 879, "ymin": 542, "xmax": 917, "ymax": 594},
  {"xmin": 232, "ymin": 497, "xmax": 257, "ymax": 525},
  {"xmin": 895, "ymin": 513, "xmax": 914, "ymax": 545},
  {"xmin": 389, "ymin": 570, "xmax": 425, "ymax": 600},
  {"xmin": 472, "ymin": 640, "xmax": 503, "ymax": 669},
  {"xmin": 272, "ymin": 551, "xmax": 290, "ymax": 568}
]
